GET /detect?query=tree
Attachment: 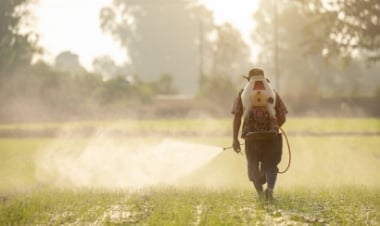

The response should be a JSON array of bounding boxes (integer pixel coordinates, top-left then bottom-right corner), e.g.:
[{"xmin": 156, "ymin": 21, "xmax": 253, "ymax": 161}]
[
  {"xmin": 55, "ymin": 51, "xmax": 85, "ymax": 74},
  {"xmin": 100, "ymin": 0, "xmax": 253, "ymax": 94},
  {"xmin": 251, "ymin": 0, "xmax": 375, "ymax": 97},
  {"xmin": 252, "ymin": 0, "xmax": 322, "ymax": 94},
  {"xmin": 296, "ymin": 0, "xmax": 380, "ymax": 62},
  {"xmin": 92, "ymin": 55, "xmax": 134, "ymax": 81},
  {"xmin": 150, "ymin": 73, "xmax": 178, "ymax": 94},
  {"xmin": 210, "ymin": 23, "xmax": 251, "ymax": 80},
  {"xmin": 195, "ymin": 75, "xmax": 237, "ymax": 114},
  {"xmin": 99, "ymin": 0, "xmax": 216, "ymax": 93},
  {"xmin": 0, "ymin": 0, "xmax": 39, "ymax": 73}
]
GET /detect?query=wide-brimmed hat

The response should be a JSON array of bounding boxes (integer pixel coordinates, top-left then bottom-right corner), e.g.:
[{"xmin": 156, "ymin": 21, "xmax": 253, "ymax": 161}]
[{"xmin": 242, "ymin": 68, "xmax": 264, "ymax": 80}]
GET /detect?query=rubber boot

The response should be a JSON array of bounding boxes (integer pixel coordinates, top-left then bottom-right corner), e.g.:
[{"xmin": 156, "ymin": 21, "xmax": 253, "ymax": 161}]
[
  {"xmin": 265, "ymin": 188, "xmax": 273, "ymax": 201},
  {"xmin": 265, "ymin": 170, "xmax": 277, "ymax": 201}
]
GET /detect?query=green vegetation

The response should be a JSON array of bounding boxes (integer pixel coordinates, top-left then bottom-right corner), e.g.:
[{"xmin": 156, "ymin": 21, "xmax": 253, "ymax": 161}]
[
  {"xmin": 0, "ymin": 139, "xmax": 47, "ymax": 191},
  {"xmin": 297, "ymin": 0, "xmax": 380, "ymax": 62},
  {"xmin": 283, "ymin": 117, "xmax": 380, "ymax": 133},
  {"xmin": 0, "ymin": 0, "xmax": 37, "ymax": 71},
  {"xmin": 1, "ymin": 117, "xmax": 379, "ymax": 135},
  {"xmin": 0, "ymin": 187, "xmax": 379, "ymax": 225},
  {"xmin": 0, "ymin": 118, "xmax": 379, "ymax": 224}
]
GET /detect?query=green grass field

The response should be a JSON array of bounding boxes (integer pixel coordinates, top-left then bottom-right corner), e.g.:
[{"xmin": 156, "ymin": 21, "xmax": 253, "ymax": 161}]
[
  {"xmin": 1, "ymin": 187, "xmax": 379, "ymax": 225},
  {"xmin": 0, "ymin": 118, "xmax": 379, "ymax": 225},
  {"xmin": 1, "ymin": 117, "xmax": 380, "ymax": 134}
]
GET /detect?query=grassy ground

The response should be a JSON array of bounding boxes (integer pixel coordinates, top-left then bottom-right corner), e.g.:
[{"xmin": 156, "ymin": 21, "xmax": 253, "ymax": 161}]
[
  {"xmin": 1, "ymin": 117, "xmax": 380, "ymax": 134},
  {"xmin": 0, "ymin": 118, "xmax": 379, "ymax": 225},
  {"xmin": 1, "ymin": 187, "xmax": 379, "ymax": 225}
]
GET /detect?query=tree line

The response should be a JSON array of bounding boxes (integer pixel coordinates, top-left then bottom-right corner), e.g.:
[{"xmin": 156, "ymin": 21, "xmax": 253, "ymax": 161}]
[{"xmin": 1, "ymin": 0, "xmax": 380, "ymax": 122}]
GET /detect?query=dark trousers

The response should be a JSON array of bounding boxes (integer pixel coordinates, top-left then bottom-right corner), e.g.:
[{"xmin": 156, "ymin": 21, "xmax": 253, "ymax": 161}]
[{"xmin": 245, "ymin": 134, "xmax": 282, "ymax": 192}]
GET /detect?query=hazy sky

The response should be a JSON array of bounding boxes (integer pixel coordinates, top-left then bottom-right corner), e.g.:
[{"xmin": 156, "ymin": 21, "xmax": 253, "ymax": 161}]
[{"xmin": 33, "ymin": 0, "xmax": 259, "ymax": 71}]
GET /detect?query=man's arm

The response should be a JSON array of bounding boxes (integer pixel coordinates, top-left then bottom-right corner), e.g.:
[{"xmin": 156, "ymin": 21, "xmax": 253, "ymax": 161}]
[
  {"xmin": 275, "ymin": 92, "xmax": 288, "ymax": 127},
  {"xmin": 233, "ymin": 112, "xmax": 242, "ymax": 141},
  {"xmin": 231, "ymin": 90, "xmax": 243, "ymax": 152}
]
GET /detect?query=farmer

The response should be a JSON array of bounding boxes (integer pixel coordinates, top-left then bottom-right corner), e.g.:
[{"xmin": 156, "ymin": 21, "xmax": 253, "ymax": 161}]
[{"xmin": 231, "ymin": 68, "xmax": 288, "ymax": 200}]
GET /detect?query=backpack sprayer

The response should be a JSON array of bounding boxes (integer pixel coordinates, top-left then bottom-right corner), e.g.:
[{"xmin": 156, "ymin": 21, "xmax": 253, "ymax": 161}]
[
  {"xmin": 223, "ymin": 127, "xmax": 291, "ymax": 174},
  {"xmin": 224, "ymin": 69, "xmax": 292, "ymax": 174}
]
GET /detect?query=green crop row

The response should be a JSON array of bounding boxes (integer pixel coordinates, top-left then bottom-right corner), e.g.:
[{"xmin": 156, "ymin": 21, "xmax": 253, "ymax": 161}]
[
  {"xmin": 0, "ymin": 117, "xmax": 379, "ymax": 133},
  {"xmin": 1, "ymin": 187, "xmax": 379, "ymax": 225}
]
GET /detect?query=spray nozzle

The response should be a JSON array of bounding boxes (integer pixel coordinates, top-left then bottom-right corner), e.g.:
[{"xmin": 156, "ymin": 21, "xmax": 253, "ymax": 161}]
[{"xmin": 222, "ymin": 143, "xmax": 244, "ymax": 155}]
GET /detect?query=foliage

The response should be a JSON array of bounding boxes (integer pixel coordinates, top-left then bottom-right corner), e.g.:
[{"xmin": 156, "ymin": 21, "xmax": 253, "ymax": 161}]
[
  {"xmin": 100, "ymin": 0, "xmax": 252, "ymax": 93},
  {"xmin": 296, "ymin": 0, "xmax": 380, "ymax": 62},
  {"xmin": 195, "ymin": 75, "xmax": 238, "ymax": 115},
  {"xmin": 0, "ymin": 0, "xmax": 39, "ymax": 73},
  {"xmin": 209, "ymin": 23, "xmax": 252, "ymax": 81},
  {"xmin": 99, "ymin": 0, "xmax": 208, "ymax": 93},
  {"xmin": 252, "ymin": 0, "xmax": 380, "ymax": 108},
  {"xmin": 92, "ymin": 55, "xmax": 134, "ymax": 81},
  {"xmin": 0, "ymin": 187, "xmax": 379, "ymax": 225},
  {"xmin": 147, "ymin": 73, "xmax": 179, "ymax": 95},
  {"xmin": 0, "ymin": 62, "xmax": 183, "ymax": 122},
  {"xmin": 54, "ymin": 51, "xmax": 86, "ymax": 73},
  {"xmin": 253, "ymin": 0, "xmax": 339, "ymax": 94}
]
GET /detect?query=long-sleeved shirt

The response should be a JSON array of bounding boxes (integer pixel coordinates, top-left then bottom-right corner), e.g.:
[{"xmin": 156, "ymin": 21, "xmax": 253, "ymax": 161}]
[{"xmin": 231, "ymin": 89, "xmax": 288, "ymax": 138}]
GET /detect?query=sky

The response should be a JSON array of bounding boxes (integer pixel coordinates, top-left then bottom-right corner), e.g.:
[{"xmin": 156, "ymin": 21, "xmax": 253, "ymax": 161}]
[{"xmin": 32, "ymin": 0, "xmax": 259, "ymax": 71}]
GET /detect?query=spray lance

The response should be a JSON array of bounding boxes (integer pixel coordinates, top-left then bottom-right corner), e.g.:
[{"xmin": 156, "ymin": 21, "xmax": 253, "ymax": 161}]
[
  {"xmin": 222, "ymin": 127, "xmax": 291, "ymax": 174},
  {"xmin": 223, "ymin": 144, "xmax": 244, "ymax": 155}
]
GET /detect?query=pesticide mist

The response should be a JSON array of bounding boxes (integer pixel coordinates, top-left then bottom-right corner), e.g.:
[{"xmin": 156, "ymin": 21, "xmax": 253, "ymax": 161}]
[
  {"xmin": 33, "ymin": 124, "xmax": 380, "ymax": 190},
  {"xmin": 35, "ymin": 130, "xmax": 222, "ymax": 188}
]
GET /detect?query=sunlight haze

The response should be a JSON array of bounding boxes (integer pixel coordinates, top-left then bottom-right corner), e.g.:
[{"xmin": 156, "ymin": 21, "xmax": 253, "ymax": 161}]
[
  {"xmin": 34, "ymin": 0, "xmax": 127, "ymax": 69},
  {"xmin": 201, "ymin": 0, "xmax": 259, "ymax": 58},
  {"xmin": 33, "ymin": 0, "xmax": 259, "ymax": 70}
]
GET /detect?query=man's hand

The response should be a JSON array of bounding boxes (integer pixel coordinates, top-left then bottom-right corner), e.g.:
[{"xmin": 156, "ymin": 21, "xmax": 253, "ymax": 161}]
[{"xmin": 232, "ymin": 139, "xmax": 241, "ymax": 153}]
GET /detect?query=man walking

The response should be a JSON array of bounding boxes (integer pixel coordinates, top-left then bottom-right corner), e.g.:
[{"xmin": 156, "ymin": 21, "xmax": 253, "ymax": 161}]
[{"xmin": 231, "ymin": 68, "xmax": 288, "ymax": 200}]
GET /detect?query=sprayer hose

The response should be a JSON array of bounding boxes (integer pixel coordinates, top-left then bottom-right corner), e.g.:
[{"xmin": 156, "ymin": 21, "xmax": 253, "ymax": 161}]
[{"xmin": 278, "ymin": 127, "xmax": 291, "ymax": 174}]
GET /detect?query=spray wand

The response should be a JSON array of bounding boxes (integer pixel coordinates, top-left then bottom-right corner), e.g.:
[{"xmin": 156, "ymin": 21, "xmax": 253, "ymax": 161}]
[{"xmin": 222, "ymin": 143, "xmax": 244, "ymax": 151}]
